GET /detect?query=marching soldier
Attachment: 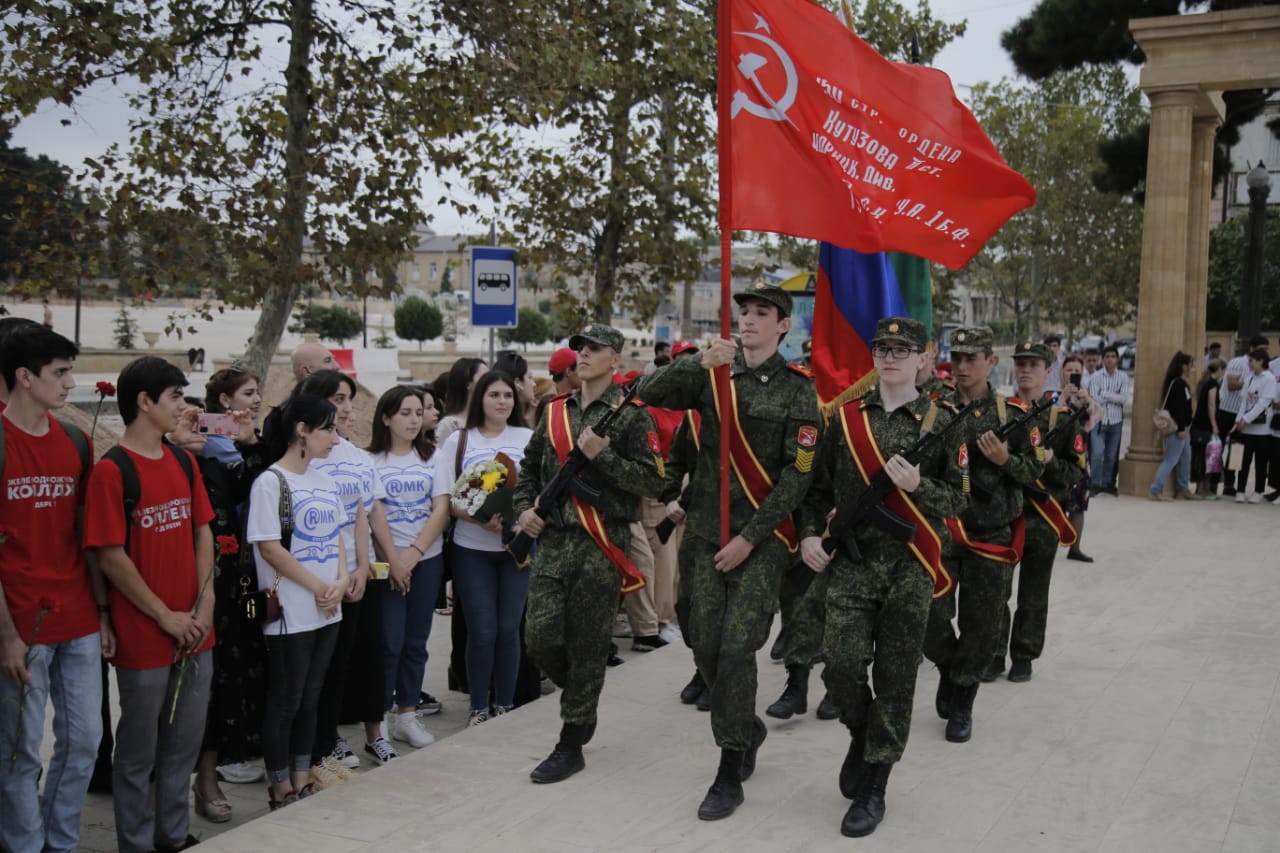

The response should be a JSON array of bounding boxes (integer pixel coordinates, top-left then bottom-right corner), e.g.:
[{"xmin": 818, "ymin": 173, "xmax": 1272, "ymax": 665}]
[
  {"xmin": 640, "ymin": 283, "xmax": 820, "ymax": 821},
  {"xmin": 924, "ymin": 326, "xmax": 1043, "ymax": 743},
  {"xmin": 987, "ymin": 341, "xmax": 1087, "ymax": 683},
  {"xmin": 515, "ymin": 324, "xmax": 665, "ymax": 784},
  {"xmin": 801, "ymin": 317, "xmax": 968, "ymax": 837}
]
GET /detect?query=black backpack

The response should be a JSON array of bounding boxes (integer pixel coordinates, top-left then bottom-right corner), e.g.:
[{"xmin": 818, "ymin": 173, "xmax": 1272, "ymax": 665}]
[
  {"xmin": 0, "ymin": 416, "xmax": 92, "ymax": 490},
  {"xmin": 103, "ymin": 442, "xmax": 196, "ymax": 550}
]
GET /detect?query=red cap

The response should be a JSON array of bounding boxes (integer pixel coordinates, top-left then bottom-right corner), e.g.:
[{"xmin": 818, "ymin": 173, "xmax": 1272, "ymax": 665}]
[
  {"xmin": 671, "ymin": 339, "xmax": 698, "ymax": 357},
  {"xmin": 547, "ymin": 348, "xmax": 577, "ymax": 375}
]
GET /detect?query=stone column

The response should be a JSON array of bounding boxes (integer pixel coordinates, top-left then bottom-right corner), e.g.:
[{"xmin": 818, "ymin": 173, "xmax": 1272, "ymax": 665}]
[
  {"xmin": 1119, "ymin": 88, "xmax": 1198, "ymax": 495},
  {"xmin": 1184, "ymin": 116, "xmax": 1218, "ymax": 358}
]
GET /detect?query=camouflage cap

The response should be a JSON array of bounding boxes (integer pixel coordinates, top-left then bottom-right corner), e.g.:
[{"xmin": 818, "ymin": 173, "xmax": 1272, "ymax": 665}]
[
  {"xmin": 1011, "ymin": 340, "xmax": 1054, "ymax": 362},
  {"xmin": 732, "ymin": 282, "xmax": 793, "ymax": 317},
  {"xmin": 870, "ymin": 317, "xmax": 927, "ymax": 350},
  {"xmin": 569, "ymin": 323, "xmax": 625, "ymax": 353},
  {"xmin": 949, "ymin": 326, "xmax": 994, "ymax": 356}
]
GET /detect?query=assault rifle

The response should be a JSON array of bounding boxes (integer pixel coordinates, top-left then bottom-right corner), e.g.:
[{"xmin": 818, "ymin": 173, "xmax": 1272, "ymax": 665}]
[
  {"xmin": 1023, "ymin": 400, "xmax": 1088, "ymax": 501},
  {"xmin": 823, "ymin": 401, "xmax": 974, "ymax": 561},
  {"xmin": 505, "ymin": 381, "xmax": 642, "ymax": 568},
  {"xmin": 969, "ymin": 395, "xmax": 1054, "ymax": 501}
]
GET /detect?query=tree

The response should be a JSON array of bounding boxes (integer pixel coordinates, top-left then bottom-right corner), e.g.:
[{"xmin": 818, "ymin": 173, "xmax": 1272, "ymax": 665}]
[
  {"xmin": 2, "ymin": 1, "xmax": 471, "ymax": 377},
  {"xmin": 112, "ymin": 304, "xmax": 137, "ymax": 349},
  {"xmin": 1002, "ymin": 0, "xmax": 1280, "ymax": 198},
  {"xmin": 499, "ymin": 308, "xmax": 551, "ymax": 350},
  {"xmin": 440, "ymin": 0, "xmax": 964, "ymax": 327},
  {"xmin": 961, "ymin": 67, "xmax": 1146, "ymax": 341},
  {"xmin": 1207, "ymin": 210, "xmax": 1280, "ymax": 331},
  {"xmin": 394, "ymin": 296, "xmax": 443, "ymax": 350},
  {"xmin": 289, "ymin": 304, "xmax": 364, "ymax": 346},
  {"xmin": 0, "ymin": 127, "xmax": 90, "ymax": 290}
]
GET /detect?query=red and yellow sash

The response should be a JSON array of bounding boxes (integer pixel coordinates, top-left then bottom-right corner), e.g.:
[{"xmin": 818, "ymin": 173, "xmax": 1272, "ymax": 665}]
[
  {"xmin": 710, "ymin": 375, "xmax": 799, "ymax": 552},
  {"xmin": 1026, "ymin": 485, "xmax": 1078, "ymax": 547},
  {"xmin": 839, "ymin": 400, "xmax": 953, "ymax": 599},
  {"xmin": 946, "ymin": 514, "xmax": 1026, "ymax": 565},
  {"xmin": 546, "ymin": 397, "xmax": 646, "ymax": 594}
]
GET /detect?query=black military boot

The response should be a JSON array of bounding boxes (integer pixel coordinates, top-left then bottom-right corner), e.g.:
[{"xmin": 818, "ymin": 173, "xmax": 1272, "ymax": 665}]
[
  {"xmin": 816, "ymin": 691, "xmax": 840, "ymax": 719},
  {"xmin": 981, "ymin": 654, "xmax": 1006, "ymax": 682},
  {"xmin": 840, "ymin": 762, "xmax": 892, "ymax": 837},
  {"xmin": 697, "ymin": 749, "xmax": 745, "ymax": 820},
  {"xmin": 680, "ymin": 669, "xmax": 706, "ymax": 704},
  {"xmin": 765, "ymin": 665, "xmax": 809, "ymax": 719},
  {"xmin": 1008, "ymin": 659, "xmax": 1033, "ymax": 682},
  {"xmin": 696, "ymin": 686, "xmax": 712, "ymax": 711},
  {"xmin": 945, "ymin": 682, "xmax": 979, "ymax": 743},
  {"xmin": 740, "ymin": 716, "xmax": 768, "ymax": 781},
  {"xmin": 529, "ymin": 723, "xmax": 589, "ymax": 783},
  {"xmin": 838, "ymin": 725, "xmax": 866, "ymax": 799},
  {"xmin": 935, "ymin": 667, "xmax": 954, "ymax": 720}
]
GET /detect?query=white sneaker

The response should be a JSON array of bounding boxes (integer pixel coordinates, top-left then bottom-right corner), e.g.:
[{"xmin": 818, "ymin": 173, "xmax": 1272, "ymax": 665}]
[
  {"xmin": 215, "ymin": 762, "xmax": 265, "ymax": 784},
  {"xmin": 658, "ymin": 622, "xmax": 682, "ymax": 645},
  {"xmin": 1248, "ymin": 492, "xmax": 1263, "ymax": 504},
  {"xmin": 468, "ymin": 709, "xmax": 489, "ymax": 728},
  {"xmin": 1270, "ymin": 495, "xmax": 1280, "ymax": 506},
  {"xmin": 363, "ymin": 736, "xmax": 399, "ymax": 765},
  {"xmin": 1235, "ymin": 492, "xmax": 1248, "ymax": 503},
  {"xmin": 331, "ymin": 737, "xmax": 360, "ymax": 770},
  {"xmin": 391, "ymin": 711, "xmax": 435, "ymax": 748}
]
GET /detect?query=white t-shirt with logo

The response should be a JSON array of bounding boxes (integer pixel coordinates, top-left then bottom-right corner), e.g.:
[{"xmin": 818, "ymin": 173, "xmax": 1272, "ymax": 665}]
[
  {"xmin": 247, "ymin": 464, "xmax": 347, "ymax": 636},
  {"xmin": 434, "ymin": 426, "xmax": 534, "ymax": 552},
  {"xmin": 310, "ymin": 437, "xmax": 383, "ymax": 572},
  {"xmin": 371, "ymin": 449, "xmax": 442, "ymax": 557}
]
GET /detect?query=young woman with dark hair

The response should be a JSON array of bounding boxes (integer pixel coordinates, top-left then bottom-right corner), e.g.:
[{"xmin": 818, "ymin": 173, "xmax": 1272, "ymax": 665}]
[
  {"xmin": 433, "ymin": 370, "xmax": 533, "ymax": 726},
  {"xmin": 246, "ymin": 395, "xmax": 348, "ymax": 810},
  {"xmin": 1149, "ymin": 351, "xmax": 1195, "ymax": 500},
  {"xmin": 436, "ymin": 357, "xmax": 487, "ymax": 445},
  {"xmin": 495, "ymin": 351, "xmax": 538, "ymax": 427},
  {"xmin": 367, "ymin": 385, "xmax": 450, "ymax": 751},
  {"xmin": 1232, "ymin": 348, "xmax": 1277, "ymax": 503}
]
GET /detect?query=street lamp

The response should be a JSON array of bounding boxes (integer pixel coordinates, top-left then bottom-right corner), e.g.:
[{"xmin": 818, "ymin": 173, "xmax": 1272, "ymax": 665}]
[{"xmin": 1238, "ymin": 161, "xmax": 1272, "ymax": 355}]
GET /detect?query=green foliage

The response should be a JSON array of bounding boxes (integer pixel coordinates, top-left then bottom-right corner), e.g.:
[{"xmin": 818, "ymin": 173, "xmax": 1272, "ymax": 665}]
[
  {"xmin": 1207, "ymin": 210, "xmax": 1280, "ymax": 331},
  {"xmin": 1, "ymin": 0, "xmax": 473, "ymax": 377},
  {"xmin": 498, "ymin": 308, "xmax": 551, "ymax": 350},
  {"xmin": 962, "ymin": 67, "xmax": 1145, "ymax": 342},
  {"xmin": 112, "ymin": 304, "xmax": 137, "ymax": 349},
  {"xmin": 394, "ymin": 296, "xmax": 443, "ymax": 350},
  {"xmin": 289, "ymin": 304, "xmax": 364, "ymax": 346},
  {"xmin": 373, "ymin": 323, "xmax": 395, "ymax": 349}
]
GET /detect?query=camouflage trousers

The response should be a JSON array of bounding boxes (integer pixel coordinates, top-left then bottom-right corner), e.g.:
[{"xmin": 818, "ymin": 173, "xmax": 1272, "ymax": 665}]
[
  {"xmin": 820, "ymin": 550, "xmax": 933, "ymax": 765},
  {"xmin": 524, "ymin": 524, "xmax": 626, "ymax": 726},
  {"xmin": 996, "ymin": 513, "xmax": 1059, "ymax": 663},
  {"xmin": 923, "ymin": 526, "xmax": 1015, "ymax": 686},
  {"xmin": 680, "ymin": 533, "xmax": 789, "ymax": 751},
  {"xmin": 778, "ymin": 558, "xmax": 828, "ymax": 668}
]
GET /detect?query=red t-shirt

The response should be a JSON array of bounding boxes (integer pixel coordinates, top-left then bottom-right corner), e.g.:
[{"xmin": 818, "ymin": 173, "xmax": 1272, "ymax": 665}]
[
  {"xmin": 0, "ymin": 414, "xmax": 97, "ymax": 644},
  {"xmin": 84, "ymin": 445, "xmax": 216, "ymax": 669}
]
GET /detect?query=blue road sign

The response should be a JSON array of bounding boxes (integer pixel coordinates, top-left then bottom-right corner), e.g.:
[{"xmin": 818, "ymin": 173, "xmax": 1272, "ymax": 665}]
[{"xmin": 470, "ymin": 246, "xmax": 518, "ymax": 328}]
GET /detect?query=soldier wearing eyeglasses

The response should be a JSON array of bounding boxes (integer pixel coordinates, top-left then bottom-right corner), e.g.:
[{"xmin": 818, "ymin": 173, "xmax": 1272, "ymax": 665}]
[{"xmin": 799, "ymin": 317, "xmax": 968, "ymax": 837}]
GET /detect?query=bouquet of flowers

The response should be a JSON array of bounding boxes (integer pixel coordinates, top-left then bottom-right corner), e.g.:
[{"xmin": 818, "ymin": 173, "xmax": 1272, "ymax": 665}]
[{"xmin": 452, "ymin": 452, "xmax": 519, "ymax": 526}]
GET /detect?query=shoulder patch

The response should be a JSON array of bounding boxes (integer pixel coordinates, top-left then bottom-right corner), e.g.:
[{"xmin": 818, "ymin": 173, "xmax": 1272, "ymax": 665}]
[
  {"xmin": 797, "ymin": 425, "xmax": 818, "ymax": 447},
  {"xmin": 1005, "ymin": 396, "xmax": 1030, "ymax": 412},
  {"xmin": 788, "ymin": 364, "xmax": 814, "ymax": 379}
]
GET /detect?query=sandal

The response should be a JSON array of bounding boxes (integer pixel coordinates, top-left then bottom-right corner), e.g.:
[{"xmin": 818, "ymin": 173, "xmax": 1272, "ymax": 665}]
[{"xmin": 192, "ymin": 785, "xmax": 231, "ymax": 823}]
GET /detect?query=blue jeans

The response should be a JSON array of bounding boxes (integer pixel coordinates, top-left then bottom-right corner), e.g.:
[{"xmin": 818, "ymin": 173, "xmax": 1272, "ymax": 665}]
[
  {"xmin": 452, "ymin": 545, "xmax": 531, "ymax": 712},
  {"xmin": 382, "ymin": 554, "xmax": 444, "ymax": 710},
  {"xmin": 0, "ymin": 632, "xmax": 102, "ymax": 853},
  {"xmin": 1150, "ymin": 432, "xmax": 1191, "ymax": 495},
  {"xmin": 1090, "ymin": 421, "xmax": 1123, "ymax": 490}
]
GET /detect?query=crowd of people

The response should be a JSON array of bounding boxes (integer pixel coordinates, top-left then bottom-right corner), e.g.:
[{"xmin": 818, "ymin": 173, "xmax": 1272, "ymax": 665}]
[{"xmin": 1, "ymin": 301, "xmax": 1241, "ymax": 850}]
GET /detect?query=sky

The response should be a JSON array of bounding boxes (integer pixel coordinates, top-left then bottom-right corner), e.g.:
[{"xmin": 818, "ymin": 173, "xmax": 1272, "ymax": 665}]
[{"xmin": 10, "ymin": 0, "xmax": 1042, "ymax": 235}]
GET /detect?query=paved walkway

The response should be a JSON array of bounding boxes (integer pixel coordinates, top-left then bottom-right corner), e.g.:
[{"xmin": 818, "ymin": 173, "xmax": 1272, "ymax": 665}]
[{"xmin": 58, "ymin": 492, "xmax": 1280, "ymax": 852}]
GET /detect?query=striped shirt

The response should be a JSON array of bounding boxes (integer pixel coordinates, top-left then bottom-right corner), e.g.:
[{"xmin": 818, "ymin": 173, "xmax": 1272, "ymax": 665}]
[
  {"xmin": 1217, "ymin": 354, "xmax": 1251, "ymax": 414},
  {"xmin": 1086, "ymin": 368, "xmax": 1129, "ymax": 426}
]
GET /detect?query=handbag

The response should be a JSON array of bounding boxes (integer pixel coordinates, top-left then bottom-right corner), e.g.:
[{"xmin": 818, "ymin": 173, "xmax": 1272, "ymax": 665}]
[
  {"xmin": 1205, "ymin": 435, "xmax": 1223, "ymax": 474},
  {"xmin": 241, "ymin": 468, "xmax": 291, "ymax": 624},
  {"xmin": 1152, "ymin": 383, "xmax": 1177, "ymax": 437}
]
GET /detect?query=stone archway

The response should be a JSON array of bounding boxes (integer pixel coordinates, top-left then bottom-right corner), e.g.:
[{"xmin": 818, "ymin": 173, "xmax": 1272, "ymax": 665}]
[{"xmin": 1118, "ymin": 6, "xmax": 1280, "ymax": 495}]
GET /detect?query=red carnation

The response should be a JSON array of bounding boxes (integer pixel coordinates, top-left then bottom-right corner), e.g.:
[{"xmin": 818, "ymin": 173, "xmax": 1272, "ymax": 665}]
[
  {"xmin": 216, "ymin": 535, "xmax": 240, "ymax": 556},
  {"xmin": 37, "ymin": 597, "xmax": 59, "ymax": 615},
  {"xmin": 95, "ymin": 381, "xmax": 115, "ymax": 397}
]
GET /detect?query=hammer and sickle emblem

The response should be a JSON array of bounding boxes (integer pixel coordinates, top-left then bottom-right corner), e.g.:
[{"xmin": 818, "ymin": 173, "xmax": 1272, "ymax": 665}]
[{"xmin": 731, "ymin": 16, "xmax": 799, "ymax": 129}]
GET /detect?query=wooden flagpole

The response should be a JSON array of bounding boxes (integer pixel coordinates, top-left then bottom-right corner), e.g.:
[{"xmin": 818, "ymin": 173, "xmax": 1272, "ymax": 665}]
[{"xmin": 716, "ymin": 0, "xmax": 732, "ymax": 547}]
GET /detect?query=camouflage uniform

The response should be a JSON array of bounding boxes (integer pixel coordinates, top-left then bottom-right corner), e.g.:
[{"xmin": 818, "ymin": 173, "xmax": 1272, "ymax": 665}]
[
  {"xmin": 995, "ymin": 351, "xmax": 1087, "ymax": 667},
  {"xmin": 640, "ymin": 323, "xmax": 820, "ymax": 753},
  {"xmin": 517, "ymin": 351, "xmax": 664, "ymax": 728},
  {"xmin": 777, "ymin": 560, "xmax": 827, "ymax": 669},
  {"xmin": 806, "ymin": 382, "xmax": 968, "ymax": 767},
  {"xmin": 925, "ymin": 329, "xmax": 1044, "ymax": 689}
]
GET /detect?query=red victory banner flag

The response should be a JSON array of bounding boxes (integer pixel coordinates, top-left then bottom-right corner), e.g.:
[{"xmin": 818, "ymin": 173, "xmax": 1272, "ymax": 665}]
[{"xmin": 719, "ymin": 0, "xmax": 1036, "ymax": 269}]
